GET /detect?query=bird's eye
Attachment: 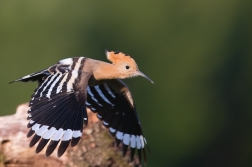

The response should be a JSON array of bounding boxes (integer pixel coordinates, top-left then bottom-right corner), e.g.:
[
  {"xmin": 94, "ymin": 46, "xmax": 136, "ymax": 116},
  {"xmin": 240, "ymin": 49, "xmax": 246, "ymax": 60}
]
[{"xmin": 125, "ymin": 65, "xmax": 130, "ymax": 69}]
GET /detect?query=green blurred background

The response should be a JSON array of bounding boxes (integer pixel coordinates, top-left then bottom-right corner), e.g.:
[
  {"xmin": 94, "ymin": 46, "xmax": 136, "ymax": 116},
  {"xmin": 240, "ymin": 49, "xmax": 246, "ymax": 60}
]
[{"xmin": 0, "ymin": 1, "xmax": 252, "ymax": 167}]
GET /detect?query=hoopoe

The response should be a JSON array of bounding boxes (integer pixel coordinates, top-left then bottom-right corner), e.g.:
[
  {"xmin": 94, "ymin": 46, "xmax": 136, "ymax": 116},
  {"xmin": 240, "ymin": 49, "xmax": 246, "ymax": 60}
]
[{"xmin": 10, "ymin": 50, "xmax": 153, "ymax": 163}]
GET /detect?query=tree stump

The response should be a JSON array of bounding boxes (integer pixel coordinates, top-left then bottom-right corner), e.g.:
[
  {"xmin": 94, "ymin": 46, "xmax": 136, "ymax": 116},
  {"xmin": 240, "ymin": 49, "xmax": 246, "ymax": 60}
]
[{"xmin": 0, "ymin": 103, "xmax": 135, "ymax": 167}]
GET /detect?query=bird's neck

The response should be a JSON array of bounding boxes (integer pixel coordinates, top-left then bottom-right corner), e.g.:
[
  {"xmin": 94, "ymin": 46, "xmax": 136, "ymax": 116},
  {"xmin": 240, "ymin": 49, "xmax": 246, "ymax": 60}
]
[{"xmin": 92, "ymin": 61, "xmax": 120, "ymax": 81}]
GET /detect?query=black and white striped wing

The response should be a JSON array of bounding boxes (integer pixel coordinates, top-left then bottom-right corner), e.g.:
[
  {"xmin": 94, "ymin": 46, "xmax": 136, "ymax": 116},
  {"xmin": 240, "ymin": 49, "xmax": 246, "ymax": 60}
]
[
  {"xmin": 11, "ymin": 57, "xmax": 91, "ymax": 157},
  {"xmin": 85, "ymin": 80, "xmax": 148, "ymax": 163}
]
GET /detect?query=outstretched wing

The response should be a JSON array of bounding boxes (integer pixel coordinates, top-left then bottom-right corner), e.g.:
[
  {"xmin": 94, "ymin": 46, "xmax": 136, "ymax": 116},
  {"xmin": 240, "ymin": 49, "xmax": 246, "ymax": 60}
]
[
  {"xmin": 11, "ymin": 57, "xmax": 92, "ymax": 157},
  {"xmin": 86, "ymin": 79, "xmax": 149, "ymax": 163}
]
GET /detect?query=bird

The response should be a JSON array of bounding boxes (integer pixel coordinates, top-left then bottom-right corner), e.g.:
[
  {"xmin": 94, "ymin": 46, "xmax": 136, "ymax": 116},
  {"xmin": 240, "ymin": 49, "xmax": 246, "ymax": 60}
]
[{"xmin": 9, "ymin": 50, "xmax": 153, "ymax": 163}]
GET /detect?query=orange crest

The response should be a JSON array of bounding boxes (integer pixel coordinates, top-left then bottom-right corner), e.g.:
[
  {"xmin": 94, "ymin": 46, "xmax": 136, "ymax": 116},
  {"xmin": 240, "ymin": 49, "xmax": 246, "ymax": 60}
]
[{"xmin": 105, "ymin": 50, "xmax": 137, "ymax": 66}]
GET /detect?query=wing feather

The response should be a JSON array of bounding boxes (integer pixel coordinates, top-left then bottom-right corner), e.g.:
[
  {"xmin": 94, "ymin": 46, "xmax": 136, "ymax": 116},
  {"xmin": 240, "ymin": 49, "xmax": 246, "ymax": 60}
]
[
  {"xmin": 86, "ymin": 79, "xmax": 149, "ymax": 163},
  {"xmin": 20, "ymin": 57, "xmax": 92, "ymax": 157}
]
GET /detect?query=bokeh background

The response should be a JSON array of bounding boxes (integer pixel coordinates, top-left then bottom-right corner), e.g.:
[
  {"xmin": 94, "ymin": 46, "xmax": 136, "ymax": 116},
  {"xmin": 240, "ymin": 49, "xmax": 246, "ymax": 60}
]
[{"xmin": 0, "ymin": 1, "xmax": 252, "ymax": 167}]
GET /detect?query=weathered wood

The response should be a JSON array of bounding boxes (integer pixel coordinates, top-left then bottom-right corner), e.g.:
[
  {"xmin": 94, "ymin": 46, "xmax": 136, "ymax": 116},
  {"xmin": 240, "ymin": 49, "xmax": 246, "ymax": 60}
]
[{"xmin": 0, "ymin": 103, "xmax": 135, "ymax": 167}]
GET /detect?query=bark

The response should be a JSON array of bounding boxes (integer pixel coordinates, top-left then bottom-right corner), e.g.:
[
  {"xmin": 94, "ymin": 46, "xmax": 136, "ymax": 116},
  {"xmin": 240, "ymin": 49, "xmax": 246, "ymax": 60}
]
[{"xmin": 0, "ymin": 103, "xmax": 136, "ymax": 167}]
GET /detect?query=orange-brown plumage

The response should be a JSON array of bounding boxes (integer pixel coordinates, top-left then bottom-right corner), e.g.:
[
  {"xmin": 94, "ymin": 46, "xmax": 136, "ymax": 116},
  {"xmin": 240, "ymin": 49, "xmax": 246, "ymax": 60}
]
[
  {"xmin": 106, "ymin": 50, "xmax": 138, "ymax": 68},
  {"xmin": 92, "ymin": 50, "xmax": 153, "ymax": 83}
]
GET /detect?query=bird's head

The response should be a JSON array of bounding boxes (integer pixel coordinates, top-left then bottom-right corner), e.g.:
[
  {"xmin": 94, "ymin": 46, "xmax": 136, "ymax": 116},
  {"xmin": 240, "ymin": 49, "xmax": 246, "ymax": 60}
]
[{"xmin": 105, "ymin": 50, "xmax": 154, "ymax": 84}]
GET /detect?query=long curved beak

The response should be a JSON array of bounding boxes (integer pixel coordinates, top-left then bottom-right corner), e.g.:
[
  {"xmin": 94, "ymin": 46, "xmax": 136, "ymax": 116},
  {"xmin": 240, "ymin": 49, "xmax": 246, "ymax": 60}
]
[{"xmin": 135, "ymin": 71, "xmax": 154, "ymax": 84}]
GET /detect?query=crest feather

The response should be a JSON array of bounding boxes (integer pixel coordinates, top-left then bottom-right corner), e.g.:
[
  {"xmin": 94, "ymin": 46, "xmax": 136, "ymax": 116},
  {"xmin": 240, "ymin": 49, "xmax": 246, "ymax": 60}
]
[{"xmin": 105, "ymin": 50, "xmax": 135, "ymax": 65}]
